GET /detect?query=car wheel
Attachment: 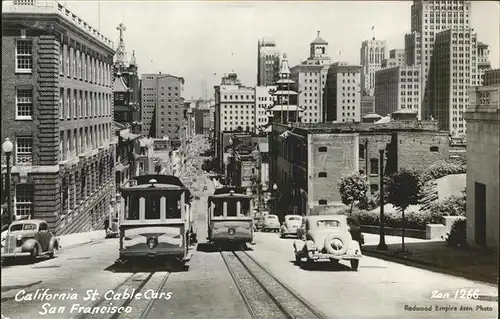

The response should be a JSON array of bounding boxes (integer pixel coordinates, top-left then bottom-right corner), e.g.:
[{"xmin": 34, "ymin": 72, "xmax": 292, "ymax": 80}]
[
  {"xmin": 350, "ymin": 259, "xmax": 359, "ymax": 271},
  {"xmin": 30, "ymin": 246, "xmax": 38, "ymax": 262}
]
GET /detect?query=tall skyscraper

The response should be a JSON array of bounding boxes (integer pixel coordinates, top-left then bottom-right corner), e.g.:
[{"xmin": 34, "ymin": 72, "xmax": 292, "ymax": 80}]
[
  {"xmin": 360, "ymin": 38, "xmax": 387, "ymax": 96},
  {"xmin": 477, "ymin": 42, "xmax": 491, "ymax": 86},
  {"xmin": 257, "ymin": 38, "xmax": 280, "ymax": 86},
  {"xmin": 404, "ymin": 0, "xmax": 480, "ymax": 130},
  {"xmin": 290, "ymin": 31, "xmax": 331, "ymax": 123}
]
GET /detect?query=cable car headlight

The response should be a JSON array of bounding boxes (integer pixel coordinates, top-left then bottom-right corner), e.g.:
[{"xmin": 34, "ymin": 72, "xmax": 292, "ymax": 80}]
[
  {"xmin": 146, "ymin": 237, "xmax": 158, "ymax": 249},
  {"xmin": 228, "ymin": 228, "xmax": 235, "ymax": 236}
]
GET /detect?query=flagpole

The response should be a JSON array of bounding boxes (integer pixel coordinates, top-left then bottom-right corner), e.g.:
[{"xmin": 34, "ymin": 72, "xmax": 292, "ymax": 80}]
[{"xmin": 372, "ymin": 25, "xmax": 375, "ymax": 40}]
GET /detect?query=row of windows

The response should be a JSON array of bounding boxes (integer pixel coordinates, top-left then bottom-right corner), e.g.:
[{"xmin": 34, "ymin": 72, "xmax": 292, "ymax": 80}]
[
  {"xmin": 58, "ymin": 88, "xmax": 111, "ymax": 120},
  {"xmin": 58, "ymin": 40, "xmax": 111, "ymax": 86},
  {"xmin": 59, "ymin": 123, "xmax": 112, "ymax": 161},
  {"xmin": 223, "ymin": 95, "xmax": 254, "ymax": 100}
]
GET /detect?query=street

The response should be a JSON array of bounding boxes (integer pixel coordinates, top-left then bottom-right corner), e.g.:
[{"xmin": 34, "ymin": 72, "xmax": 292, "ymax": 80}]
[{"xmin": 1, "ymin": 164, "xmax": 497, "ymax": 319}]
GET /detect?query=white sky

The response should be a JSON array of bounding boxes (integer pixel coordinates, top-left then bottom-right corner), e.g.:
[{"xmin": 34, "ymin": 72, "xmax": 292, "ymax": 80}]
[{"xmin": 63, "ymin": 0, "xmax": 500, "ymax": 100}]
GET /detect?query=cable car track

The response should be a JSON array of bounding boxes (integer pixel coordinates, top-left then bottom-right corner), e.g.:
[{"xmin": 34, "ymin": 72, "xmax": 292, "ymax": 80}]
[
  {"xmin": 75, "ymin": 271, "xmax": 171, "ymax": 319},
  {"xmin": 221, "ymin": 250, "xmax": 329, "ymax": 319}
]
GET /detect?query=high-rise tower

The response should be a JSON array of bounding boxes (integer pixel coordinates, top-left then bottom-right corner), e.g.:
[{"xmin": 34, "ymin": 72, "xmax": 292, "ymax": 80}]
[
  {"xmin": 360, "ymin": 38, "xmax": 387, "ymax": 96},
  {"xmin": 257, "ymin": 38, "xmax": 280, "ymax": 86}
]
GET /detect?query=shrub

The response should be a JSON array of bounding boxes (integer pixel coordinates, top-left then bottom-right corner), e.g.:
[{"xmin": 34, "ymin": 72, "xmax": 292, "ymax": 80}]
[
  {"xmin": 429, "ymin": 192, "xmax": 466, "ymax": 217},
  {"xmin": 421, "ymin": 160, "xmax": 466, "ymax": 183},
  {"xmin": 353, "ymin": 206, "xmax": 443, "ymax": 231},
  {"xmin": 445, "ymin": 218, "xmax": 467, "ymax": 248}
]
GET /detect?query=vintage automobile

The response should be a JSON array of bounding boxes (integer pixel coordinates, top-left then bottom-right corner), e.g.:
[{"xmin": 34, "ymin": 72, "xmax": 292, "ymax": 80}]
[
  {"xmin": 262, "ymin": 214, "xmax": 280, "ymax": 232},
  {"xmin": 253, "ymin": 217, "xmax": 263, "ymax": 231},
  {"xmin": 280, "ymin": 215, "xmax": 303, "ymax": 238},
  {"xmin": 293, "ymin": 215, "xmax": 362, "ymax": 271},
  {"xmin": 1, "ymin": 220, "xmax": 59, "ymax": 262}
]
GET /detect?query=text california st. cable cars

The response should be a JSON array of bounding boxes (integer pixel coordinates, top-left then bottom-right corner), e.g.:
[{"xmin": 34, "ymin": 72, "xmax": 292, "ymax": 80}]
[
  {"xmin": 118, "ymin": 175, "xmax": 195, "ymax": 266},
  {"xmin": 207, "ymin": 187, "xmax": 254, "ymax": 250}
]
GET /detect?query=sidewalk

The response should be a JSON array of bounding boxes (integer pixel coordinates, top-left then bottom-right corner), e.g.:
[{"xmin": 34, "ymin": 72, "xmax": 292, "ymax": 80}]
[
  {"xmin": 57, "ymin": 230, "xmax": 106, "ymax": 250},
  {"xmin": 362, "ymin": 233, "xmax": 498, "ymax": 285}
]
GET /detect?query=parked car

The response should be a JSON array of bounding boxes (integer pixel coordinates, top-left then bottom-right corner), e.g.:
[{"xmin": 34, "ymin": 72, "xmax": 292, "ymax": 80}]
[
  {"xmin": 293, "ymin": 215, "xmax": 362, "ymax": 271},
  {"xmin": 280, "ymin": 215, "xmax": 303, "ymax": 238},
  {"xmin": 262, "ymin": 214, "xmax": 280, "ymax": 232},
  {"xmin": 1, "ymin": 220, "xmax": 59, "ymax": 262}
]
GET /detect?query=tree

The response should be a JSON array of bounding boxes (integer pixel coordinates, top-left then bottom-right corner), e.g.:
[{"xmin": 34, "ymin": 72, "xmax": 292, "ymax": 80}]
[
  {"xmin": 386, "ymin": 169, "xmax": 422, "ymax": 251},
  {"xmin": 337, "ymin": 172, "xmax": 369, "ymax": 215}
]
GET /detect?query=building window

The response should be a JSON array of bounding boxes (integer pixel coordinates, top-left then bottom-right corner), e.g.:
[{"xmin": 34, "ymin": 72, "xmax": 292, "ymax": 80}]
[
  {"xmin": 15, "ymin": 184, "xmax": 33, "ymax": 218},
  {"xmin": 318, "ymin": 172, "xmax": 327, "ymax": 178},
  {"xmin": 430, "ymin": 146, "xmax": 439, "ymax": 152},
  {"xmin": 319, "ymin": 199, "xmax": 327, "ymax": 205},
  {"xmin": 370, "ymin": 184, "xmax": 379, "ymax": 193},
  {"xmin": 318, "ymin": 146, "xmax": 327, "ymax": 152},
  {"xmin": 16, "ymin": 39, "xmax": 32, "ymax": 72},
  {"xmin": 359, "ymin": 144, "xmax": 365, "ymax": 159},
  {"xmin": 16, "ymin": 137, "xmax": 33, "ymax": 165},
  {"xmin": 59, "ymin": 88, "xmax": 64, "ymax": 119},
  {"xmin": 370, "ymin": 158, "xmax": 378, "ymax": 175},
  {"xmin": 16, "ymin": 88, "xmax": 33, "ymax": 119}
]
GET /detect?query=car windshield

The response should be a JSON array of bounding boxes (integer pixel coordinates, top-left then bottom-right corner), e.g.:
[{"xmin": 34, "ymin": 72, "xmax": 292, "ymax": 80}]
[
  {"xmin": 287, "ymin": 217, "xmax": 301, "ymax": 221},
  {"xmin": 317, "ymin": 220, "xmax": 340, "ymax": 228},
  {"xmin": 267, "ymin": 215, "xmax": 277, "ymax": 219},
  {"xmin": 10, "ymin": 223, "xmax": 37, "ymax": 231}
]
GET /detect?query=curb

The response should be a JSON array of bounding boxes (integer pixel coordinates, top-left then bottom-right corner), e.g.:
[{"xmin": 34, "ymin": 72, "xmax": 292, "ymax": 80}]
[{"xmin": 363, "ymin": 249, "xmax": 498, "ymax": 285}]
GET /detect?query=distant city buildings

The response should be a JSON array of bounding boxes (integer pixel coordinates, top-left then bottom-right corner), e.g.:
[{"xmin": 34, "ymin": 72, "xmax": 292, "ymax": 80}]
[
  {"xmin": 428, "ymin": 28, "xmax": 478, "ymax": 133},
  {"xmin": 290, "ymin": 31, "xmax": 331, "ymax": 123},
  {"xmin": 1, "ymin": 0, "xmax": 115, "ymax": 234},
  {"xmin": 257, "ymin": 38, "xmax": 280, "ymax": 86},
  {"xmin": 141, "ymin": 73, "xmax": 185, "ymax": 140},
  {"xmin": 404, "ymin": 0, "xmax": 485, "ymax": 133},
  {"xmin": 324, "ymin": 62, "xmax": 362, "ymax": 123},
  {"xmin": 381, "ymin": 49, "xmax": 406, "ymax": 68},
  {"xmin": 193, "ymin": 99, "xmax": 215, "ymax": 135},
  {"xmin": 360, "ymin": 38, "xmax": 387, "ymax": 96},
  {"xmin": 254, "ymin": 86, "xmax": 276, "ymax": 132},
  {"xmin": 375, "ymin": 65, "xmax": 421, "ymax": 117},
  {"xmin": 477, "ymin": 42, "xmax": 491, "ymax": 86}
]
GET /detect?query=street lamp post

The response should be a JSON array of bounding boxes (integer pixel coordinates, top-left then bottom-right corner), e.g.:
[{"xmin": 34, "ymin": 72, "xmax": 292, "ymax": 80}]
[
  {"xmin": 273, "ymin": 183, "xmax": 278, "ymax": 216},
  {"xmin": 377, "ymin": 149, "xmax": 388, "ymax": 250},
  {"xmin": 2, "ymin": 138, "xmax": 14, "ymax": 225}
]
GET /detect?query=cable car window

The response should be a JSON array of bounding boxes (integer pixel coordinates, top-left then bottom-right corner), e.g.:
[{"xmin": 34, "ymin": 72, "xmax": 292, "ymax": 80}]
[
  {"xmin": 226, "ymin": 200, "xmax": 237, "ymax": 217},
  {"xmin": 166, "ymin": 195, "xmax": 181, "ymax": 219},
  {"xmin": 146, "ymin": 195, "xmax": 161, "ymax": 219},
  {"xmin": 240, "ymin": 200, "xmax": 250, "ymax": 216},
  {"xmin": 213, "ymin": 201, "xmax": 223, "ymax": 217},
  {"xmin": 127, "ymin": 196, "xmax": 139, "ymax": 220}
]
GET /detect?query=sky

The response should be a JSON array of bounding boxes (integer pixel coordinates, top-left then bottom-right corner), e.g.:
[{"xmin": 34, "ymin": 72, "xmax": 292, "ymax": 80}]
[{"xmin": 62, "ymin": 0, "xmax": 500, "ymax": 100}]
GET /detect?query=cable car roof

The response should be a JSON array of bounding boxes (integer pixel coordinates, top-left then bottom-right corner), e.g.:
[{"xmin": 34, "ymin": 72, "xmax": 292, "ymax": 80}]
[{"xmin": 209, "ymin": 193, "xmax": 252, "ymax": 199}]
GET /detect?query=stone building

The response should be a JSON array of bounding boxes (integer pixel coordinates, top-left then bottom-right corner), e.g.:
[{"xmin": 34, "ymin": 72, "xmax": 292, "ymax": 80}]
[
  {"xmin": 269, "ymin": 112, "xmax": 449, "ymax": 217},
  {"xmin": 1, "ymin": 0, "xmax": 115, "ymax": 234},
  {"xmin": 464, "ymin": 83, "xmax": 499, "ymax": 251}
]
